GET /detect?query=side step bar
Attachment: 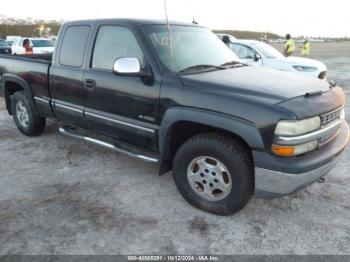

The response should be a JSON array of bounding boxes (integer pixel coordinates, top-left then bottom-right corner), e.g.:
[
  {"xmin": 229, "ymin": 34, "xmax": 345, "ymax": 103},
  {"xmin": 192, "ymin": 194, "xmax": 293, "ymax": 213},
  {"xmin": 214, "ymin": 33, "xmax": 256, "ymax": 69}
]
[{"xmin": 59, "ymin": 126, "xmax": 159, "ymax": 163}]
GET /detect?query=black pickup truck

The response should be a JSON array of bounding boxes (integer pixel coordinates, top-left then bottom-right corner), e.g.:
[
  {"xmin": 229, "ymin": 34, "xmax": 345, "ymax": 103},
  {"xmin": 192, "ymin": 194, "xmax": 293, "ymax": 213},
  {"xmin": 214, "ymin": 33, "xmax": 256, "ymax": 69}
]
[{"xmin": 0, "ymin": 19, "xmax": 349, "ymax": 215}]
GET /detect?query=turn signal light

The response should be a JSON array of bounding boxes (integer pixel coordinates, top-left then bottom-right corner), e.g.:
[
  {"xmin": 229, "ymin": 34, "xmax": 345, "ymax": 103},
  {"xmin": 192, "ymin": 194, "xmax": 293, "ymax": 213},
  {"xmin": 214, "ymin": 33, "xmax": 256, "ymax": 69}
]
[
  {"xmin": 271, "ymin": 145, "xmax": 295, "ymax": 156},
  {"xmin": 272, "ymin": 140, "xmax": 318, "ymax": 156}
]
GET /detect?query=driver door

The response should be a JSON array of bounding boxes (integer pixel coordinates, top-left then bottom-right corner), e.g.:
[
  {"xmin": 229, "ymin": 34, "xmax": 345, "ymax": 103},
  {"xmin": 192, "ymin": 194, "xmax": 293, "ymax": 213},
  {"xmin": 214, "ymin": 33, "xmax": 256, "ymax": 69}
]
[{"xmin": 82, "ymin": 25, "xmax": 161, "ymax": 149}]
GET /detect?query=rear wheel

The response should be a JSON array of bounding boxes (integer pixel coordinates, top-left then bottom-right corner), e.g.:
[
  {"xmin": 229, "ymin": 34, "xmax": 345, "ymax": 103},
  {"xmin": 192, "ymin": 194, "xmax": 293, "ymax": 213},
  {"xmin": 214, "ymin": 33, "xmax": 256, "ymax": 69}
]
[
  {"xmin": 173, "ymin": 133, "xmax": 254, "ymax": 215},
  {"xmin": 11, "ymin": 91, "xmax": 46, "ymax": 136}
]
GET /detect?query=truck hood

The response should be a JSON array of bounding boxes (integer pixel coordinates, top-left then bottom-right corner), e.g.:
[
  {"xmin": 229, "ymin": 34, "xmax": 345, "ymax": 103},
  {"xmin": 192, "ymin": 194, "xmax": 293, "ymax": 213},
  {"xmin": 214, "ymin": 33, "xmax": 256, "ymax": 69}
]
[{"xmin": 181, "ymin": 66, "xmax": 330, "ymax": 104}]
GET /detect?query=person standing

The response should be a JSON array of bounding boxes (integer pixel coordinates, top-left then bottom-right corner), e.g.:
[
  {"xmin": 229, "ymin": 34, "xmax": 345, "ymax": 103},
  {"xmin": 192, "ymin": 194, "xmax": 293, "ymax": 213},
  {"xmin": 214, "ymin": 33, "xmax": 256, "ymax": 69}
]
[
  {"xmin": 284, "ymin": 34, "xmax": 295, "ymax": 57},
  {"xmin": 301, "ymin": 39, "xmax": 310, "ymax": 57},
  {"xmin": 23, "ymin": 39, "xmax": 33, "ymax": 55}
]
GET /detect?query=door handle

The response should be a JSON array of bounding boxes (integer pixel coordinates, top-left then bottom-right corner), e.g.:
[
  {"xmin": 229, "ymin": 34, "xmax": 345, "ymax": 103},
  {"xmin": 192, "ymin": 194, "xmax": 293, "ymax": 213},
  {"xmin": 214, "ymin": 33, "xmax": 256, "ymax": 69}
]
[{"xmin": 83, "ymin": 79, "xmax": 96, "ymax": 90}]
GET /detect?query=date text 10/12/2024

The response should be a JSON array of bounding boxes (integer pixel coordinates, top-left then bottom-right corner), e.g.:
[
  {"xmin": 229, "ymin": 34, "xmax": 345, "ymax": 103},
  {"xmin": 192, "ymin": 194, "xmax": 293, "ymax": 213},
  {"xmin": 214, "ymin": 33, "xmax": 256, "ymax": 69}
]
[{"xmin": 127, "ymin": 256, "xmax": 220, "ymax": 261}]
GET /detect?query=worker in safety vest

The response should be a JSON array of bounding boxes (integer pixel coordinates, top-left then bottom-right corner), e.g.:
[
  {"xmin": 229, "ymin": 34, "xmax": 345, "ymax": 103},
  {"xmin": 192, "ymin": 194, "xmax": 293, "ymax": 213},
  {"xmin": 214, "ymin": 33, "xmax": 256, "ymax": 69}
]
[
  {"xmin": 301, "ymin": 39, "xmax": 310, "ymax": 57},
  {"xmin": 284, "ymin": 34, "xmax": 295, "ymax": 57}
]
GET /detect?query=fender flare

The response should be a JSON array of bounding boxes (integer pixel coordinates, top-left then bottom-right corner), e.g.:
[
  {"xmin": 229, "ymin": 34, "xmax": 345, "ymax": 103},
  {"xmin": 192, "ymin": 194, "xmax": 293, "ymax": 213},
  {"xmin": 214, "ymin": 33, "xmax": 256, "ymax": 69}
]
[
  {"xmin": 158, "ymin": 107, "xmax": 265, "ymax": 174},
  {"xmin": 2, "ymin": 74, "xmax": 38, "ymax": 115}
]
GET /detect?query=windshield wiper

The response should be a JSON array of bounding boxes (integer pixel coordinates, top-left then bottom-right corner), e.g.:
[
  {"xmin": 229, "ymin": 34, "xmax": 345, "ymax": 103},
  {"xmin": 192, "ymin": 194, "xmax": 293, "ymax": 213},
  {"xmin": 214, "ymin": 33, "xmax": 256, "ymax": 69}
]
[
  {"xmin": 220, "ymin": 61, "xmax": 246, "ymax": 67},
  {"xmin": 179, "ymin": 64, "xmax": 225, "ymax": 74}
]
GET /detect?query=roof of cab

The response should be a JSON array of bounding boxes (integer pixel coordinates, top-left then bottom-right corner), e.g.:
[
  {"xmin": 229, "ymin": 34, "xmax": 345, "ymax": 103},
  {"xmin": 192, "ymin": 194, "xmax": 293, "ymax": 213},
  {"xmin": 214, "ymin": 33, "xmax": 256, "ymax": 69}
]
[
  {"xmin": 231, "ymin": 39, "xmax": 261, "ymax": 44},
  {"xmin": 64, "ymin": 18, "xmax": 202, "ymax": 27}
]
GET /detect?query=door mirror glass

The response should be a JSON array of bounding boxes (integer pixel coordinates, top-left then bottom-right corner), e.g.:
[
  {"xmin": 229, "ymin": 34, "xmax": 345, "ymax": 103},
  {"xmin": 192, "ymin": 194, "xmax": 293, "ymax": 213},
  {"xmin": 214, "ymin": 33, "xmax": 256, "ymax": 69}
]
[{"xmin": 113, "ymin": 57, "xmax": 141, "ymax": 75}]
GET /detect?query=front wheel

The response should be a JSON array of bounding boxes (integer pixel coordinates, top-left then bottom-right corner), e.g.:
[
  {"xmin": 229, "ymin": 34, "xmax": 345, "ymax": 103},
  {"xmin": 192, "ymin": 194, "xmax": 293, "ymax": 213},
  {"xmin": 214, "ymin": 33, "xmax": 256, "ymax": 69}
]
[
  {"xmin": 173, "ymin": 133, "xmax": 254, "ymax": 215},
  {"xmin": 11, "ymin": 91, "xmax": 46, "ymax": 136}
]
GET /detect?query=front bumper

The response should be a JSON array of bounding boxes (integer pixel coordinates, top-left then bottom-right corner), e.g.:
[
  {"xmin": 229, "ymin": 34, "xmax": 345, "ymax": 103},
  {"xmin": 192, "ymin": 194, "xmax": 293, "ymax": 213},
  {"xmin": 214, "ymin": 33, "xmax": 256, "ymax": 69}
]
[{"xmin": 254, "ymin": 120, "xmax": 349, "ymax": 198}]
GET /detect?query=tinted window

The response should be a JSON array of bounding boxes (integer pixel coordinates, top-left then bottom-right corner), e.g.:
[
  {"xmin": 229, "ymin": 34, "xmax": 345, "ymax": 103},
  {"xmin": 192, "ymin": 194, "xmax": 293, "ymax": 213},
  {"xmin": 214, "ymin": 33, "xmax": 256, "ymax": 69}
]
[
  {"xmin": 230, "ymin": 43, "xmax": 255, "ymax": 59},
  {"xmin": 92, "ymin": 26, "xmax": 144, "ymax": 70},
  {"xmin": 32, "ymin": 39, "xmax": 54, "ymax": 47},
  {"xmin": 59, "ymin": 25, "xmax": 90, "ymax": 67},
  {"xmin": 0, "ymin": 40, "xmax": 9, "ymax": 47}
]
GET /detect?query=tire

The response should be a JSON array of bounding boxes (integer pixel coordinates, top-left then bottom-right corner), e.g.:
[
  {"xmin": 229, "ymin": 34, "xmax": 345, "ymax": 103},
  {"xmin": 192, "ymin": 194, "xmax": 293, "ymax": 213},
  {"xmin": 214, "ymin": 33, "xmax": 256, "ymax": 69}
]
[
  {"xmin": 173, "ymin": 133, "xmax": 254, "ymax": 215},
  {"xmin": 11, "ymin": 91, "xmax": 46, "ymax": 136}
]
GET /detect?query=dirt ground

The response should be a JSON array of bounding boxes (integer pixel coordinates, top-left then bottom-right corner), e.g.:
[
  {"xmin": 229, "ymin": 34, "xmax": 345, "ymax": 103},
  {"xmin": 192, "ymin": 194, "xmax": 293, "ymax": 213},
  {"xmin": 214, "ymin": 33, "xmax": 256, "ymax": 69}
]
[{"xmin": 0, "ymin": 42, "xmax": 349, "ymax": 255}]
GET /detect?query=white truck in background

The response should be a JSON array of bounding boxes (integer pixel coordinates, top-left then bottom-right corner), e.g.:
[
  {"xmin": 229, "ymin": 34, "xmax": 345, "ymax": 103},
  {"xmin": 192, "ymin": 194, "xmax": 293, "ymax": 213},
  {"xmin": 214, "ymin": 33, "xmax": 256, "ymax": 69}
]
[
  {"xmin": 11, "ymin": 38, "xmax": 54, "ymax": 55},
  {"xmin": 218, "ymin": 34, "xmax": 328, "ymax": 80}
]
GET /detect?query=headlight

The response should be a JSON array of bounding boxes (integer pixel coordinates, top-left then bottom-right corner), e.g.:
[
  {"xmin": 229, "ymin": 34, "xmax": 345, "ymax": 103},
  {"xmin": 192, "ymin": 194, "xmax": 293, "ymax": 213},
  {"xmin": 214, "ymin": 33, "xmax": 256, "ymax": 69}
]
[
  {"xmin": 293, "ymin": 65, "xmax": 318, "ymax": 72},
  {"xmin": 273, "ymin": 117, "xmax": 321, "ymax": 156},
  {"xmin": 275, "ymin": 116, "xmax": 321, "ymax": 136}
]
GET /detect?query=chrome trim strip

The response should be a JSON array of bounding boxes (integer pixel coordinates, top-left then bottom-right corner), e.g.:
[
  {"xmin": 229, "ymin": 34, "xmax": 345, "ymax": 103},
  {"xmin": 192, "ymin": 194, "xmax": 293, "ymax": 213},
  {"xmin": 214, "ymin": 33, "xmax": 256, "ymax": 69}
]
[
  {"xmin": 276, "ymin": 119, "xmax": 342, "ymax": 145},
  {"xmin": 34, "ymin": 96, "xmax": 49, "ymax": 104},
  {"xmin": 85, "ymin": 111, "xmax": 155, "ymax": 134},
  {"xmin": 59, "ymin": 127, "xmax": 159, "ymax": 163},
  {"xmin": 55, "ymin": 103, "xmax": 83, "ymax": 114}
]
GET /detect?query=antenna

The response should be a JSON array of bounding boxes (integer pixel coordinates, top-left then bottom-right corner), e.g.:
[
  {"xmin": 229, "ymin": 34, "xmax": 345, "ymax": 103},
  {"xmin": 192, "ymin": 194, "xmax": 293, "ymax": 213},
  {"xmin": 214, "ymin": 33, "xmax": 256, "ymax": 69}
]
[{"xmin": 163, "ymin": 0, "xmax": 173, "ymax": 65}]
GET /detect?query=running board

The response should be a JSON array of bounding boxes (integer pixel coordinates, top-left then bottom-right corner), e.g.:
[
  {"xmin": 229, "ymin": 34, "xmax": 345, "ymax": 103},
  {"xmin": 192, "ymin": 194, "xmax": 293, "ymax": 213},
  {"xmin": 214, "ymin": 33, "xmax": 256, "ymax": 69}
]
[{"xmin": 58, "ymin": 126, "xmax": 159, "ymax": 163}]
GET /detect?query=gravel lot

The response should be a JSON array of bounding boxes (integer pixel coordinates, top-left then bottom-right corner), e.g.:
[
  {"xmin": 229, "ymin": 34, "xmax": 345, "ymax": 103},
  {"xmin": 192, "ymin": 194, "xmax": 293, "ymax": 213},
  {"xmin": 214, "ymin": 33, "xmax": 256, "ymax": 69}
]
[{"xmin": 0, "ymin": 42, "xmax": 349, "ymax": 255}]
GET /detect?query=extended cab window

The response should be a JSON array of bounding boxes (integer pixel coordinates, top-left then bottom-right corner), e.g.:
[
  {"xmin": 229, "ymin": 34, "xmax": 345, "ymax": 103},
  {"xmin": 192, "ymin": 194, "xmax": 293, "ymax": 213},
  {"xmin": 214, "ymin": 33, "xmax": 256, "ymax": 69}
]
[
  {"xmin": 92, "ymin": 26, "xmax": 144, "ymax": 71},
  {"xmin": 59, "ymin": 25, "xmax": 90, "ymax": 67}
]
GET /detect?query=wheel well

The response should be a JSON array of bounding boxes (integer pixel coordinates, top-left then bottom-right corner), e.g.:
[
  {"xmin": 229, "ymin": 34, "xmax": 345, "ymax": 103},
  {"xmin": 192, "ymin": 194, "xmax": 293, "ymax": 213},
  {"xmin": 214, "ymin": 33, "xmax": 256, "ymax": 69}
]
[
  {"xmin": 160, "ymin": 121, "xmax": 252, "ymax": 174},
  {"xmin": 4, "ymin": 81, "xmax": 24, "ymax": 115}
]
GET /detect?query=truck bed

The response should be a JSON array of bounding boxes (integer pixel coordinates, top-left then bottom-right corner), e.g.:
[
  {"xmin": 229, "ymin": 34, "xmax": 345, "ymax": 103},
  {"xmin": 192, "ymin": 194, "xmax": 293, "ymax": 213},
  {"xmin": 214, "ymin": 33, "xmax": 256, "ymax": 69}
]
[
  {"xmin": 0, "ymin": 53, "xmax": 52, "ymax": 62},
  {"xmin": 0, "ymin": 53, "xmax": 52, "ymax": 98}
]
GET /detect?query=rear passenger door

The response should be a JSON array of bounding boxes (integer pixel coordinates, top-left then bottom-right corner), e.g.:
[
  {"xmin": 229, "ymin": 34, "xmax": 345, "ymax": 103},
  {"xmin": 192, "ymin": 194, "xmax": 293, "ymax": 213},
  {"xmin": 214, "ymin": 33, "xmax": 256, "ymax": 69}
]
[
  {"xmin": 50, "ymin": 24, "xmax": 91, "ymax": 127},
  {"xmin": 82, "ymin": 24, "xmax": 160, "ymax": 149}
]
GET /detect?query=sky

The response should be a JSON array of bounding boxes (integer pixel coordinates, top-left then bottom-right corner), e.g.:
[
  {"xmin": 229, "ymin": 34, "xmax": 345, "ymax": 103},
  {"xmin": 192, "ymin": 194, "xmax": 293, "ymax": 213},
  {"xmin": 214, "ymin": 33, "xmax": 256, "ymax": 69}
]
[{"xmin": 1, "ymin": 0, "xmax": 349, "ymax": 37}]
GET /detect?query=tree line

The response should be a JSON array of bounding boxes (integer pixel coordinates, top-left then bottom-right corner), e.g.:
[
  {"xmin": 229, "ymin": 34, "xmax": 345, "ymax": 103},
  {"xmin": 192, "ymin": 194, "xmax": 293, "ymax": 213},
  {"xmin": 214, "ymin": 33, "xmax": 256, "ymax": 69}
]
[
  {"xmin": 1, "ymin": 16, "xmax": 348, "ymax": 41},
  {"xmin": 213, "ymin": 30, "xmax": 281, "ymax": 40},
  {"xmin": 0, "ymin": 15, "xmax": 62, "ymax": 38}
]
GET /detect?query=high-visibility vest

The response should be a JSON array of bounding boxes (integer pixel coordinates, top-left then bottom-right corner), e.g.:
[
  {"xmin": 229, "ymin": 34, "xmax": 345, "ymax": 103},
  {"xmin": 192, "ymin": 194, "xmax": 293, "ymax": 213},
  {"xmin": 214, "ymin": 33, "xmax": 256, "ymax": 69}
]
[
  {"xmin": 301, "ymin": 42, "xmax": 310, "ymax": 56},
  {"xmin": 285, "ymin": 39, "xmax": 295, "ymax": 54}
]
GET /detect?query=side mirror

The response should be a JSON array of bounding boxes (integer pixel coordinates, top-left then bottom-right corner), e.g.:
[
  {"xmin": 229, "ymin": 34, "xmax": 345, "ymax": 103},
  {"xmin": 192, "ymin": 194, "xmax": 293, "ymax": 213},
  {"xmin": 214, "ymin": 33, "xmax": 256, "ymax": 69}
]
[
  {"xmin": 113, "ymin": 57, "xmax": 141, "ymax": 75},
  {"xmin": 113, "ymin": 57, "xmax": 152, "ymax": 80},
  {"xmin": 254, "ymin": 53, "xmax": 261, "ymax": 62}
]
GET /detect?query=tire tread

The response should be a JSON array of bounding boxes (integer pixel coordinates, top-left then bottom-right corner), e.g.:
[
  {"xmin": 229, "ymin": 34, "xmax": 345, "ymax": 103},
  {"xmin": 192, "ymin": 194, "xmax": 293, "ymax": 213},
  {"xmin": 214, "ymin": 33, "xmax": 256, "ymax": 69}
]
[
  {"xmin": 173, "ymin": 132, "xmax": 254, "ymax": 215},
  {"xmin": 11, "ymin": 91, "xmax": 46, "ymax": 136}
]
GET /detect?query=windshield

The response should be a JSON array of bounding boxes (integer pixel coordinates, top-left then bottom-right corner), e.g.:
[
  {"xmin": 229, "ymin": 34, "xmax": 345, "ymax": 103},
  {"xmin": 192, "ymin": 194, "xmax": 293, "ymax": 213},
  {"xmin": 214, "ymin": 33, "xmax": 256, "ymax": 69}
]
[
  {"xmin": 0, "ymin": 40, "xmax": 9, "ymax": 47},
  {"xmin": 251, "ymin": 42, "xmax": 284, "ymax": 58},
  {"xmin": 144, "ymin": 25, "xmax": 239, "ymax": 73},
  {"xmin": 31, "ymin": 39, "xmax": 54, "ymax": 48}
]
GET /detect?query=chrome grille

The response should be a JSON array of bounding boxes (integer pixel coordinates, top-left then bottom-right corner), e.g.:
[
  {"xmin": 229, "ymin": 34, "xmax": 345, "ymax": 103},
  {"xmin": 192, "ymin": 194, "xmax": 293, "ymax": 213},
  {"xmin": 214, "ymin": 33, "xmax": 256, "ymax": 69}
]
[{"xmin": 320, "ymin": 108, "xmax": 342, "ymax": 126}]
